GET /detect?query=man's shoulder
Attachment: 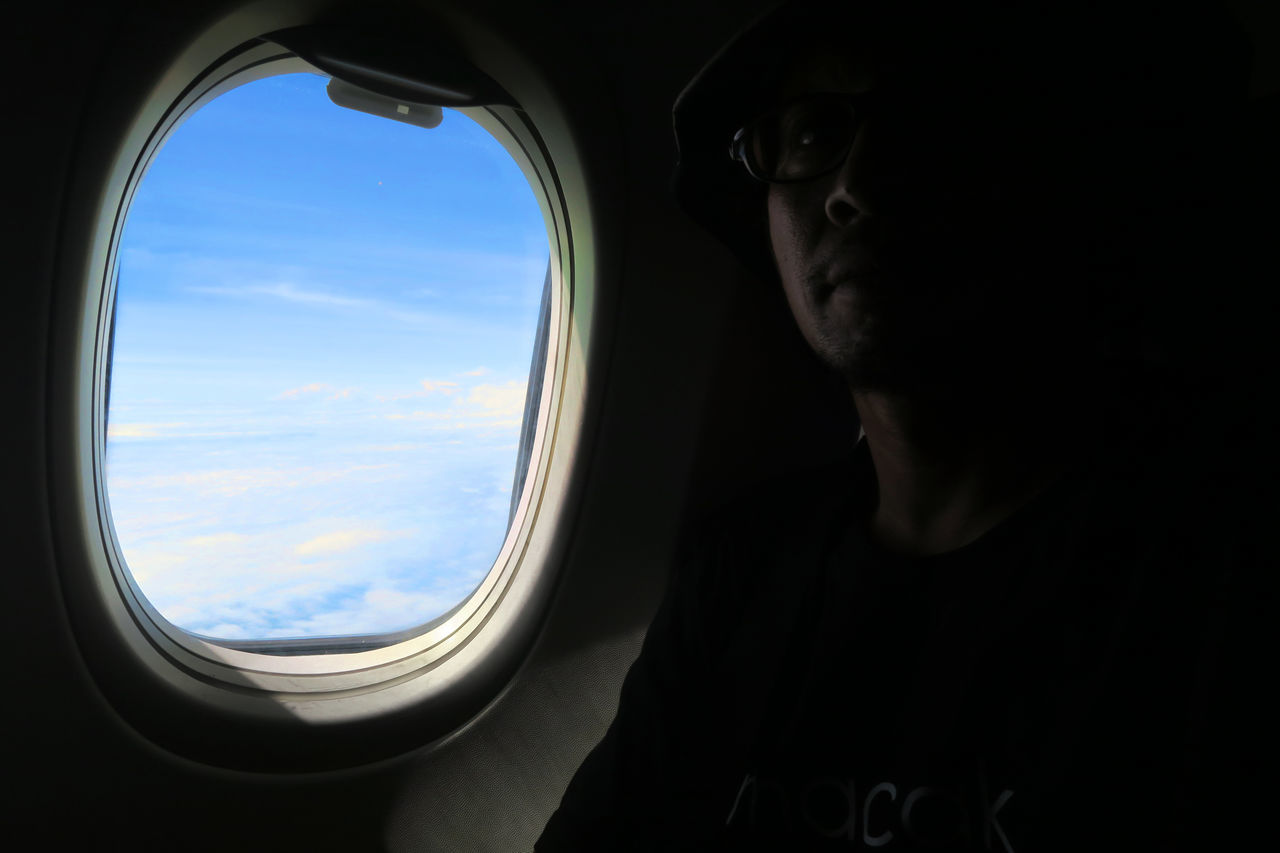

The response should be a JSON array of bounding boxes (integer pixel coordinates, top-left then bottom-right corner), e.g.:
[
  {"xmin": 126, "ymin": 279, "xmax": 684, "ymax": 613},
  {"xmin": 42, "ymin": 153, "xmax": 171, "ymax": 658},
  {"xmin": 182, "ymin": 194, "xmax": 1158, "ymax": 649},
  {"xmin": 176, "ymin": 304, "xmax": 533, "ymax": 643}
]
[
  {"xmin": 667, "ymin": 454, "xmax": 865, "ymax": 629},
  {"xmin": 684, "ymin": 455, "xmax": 864, "ymax": 559}
]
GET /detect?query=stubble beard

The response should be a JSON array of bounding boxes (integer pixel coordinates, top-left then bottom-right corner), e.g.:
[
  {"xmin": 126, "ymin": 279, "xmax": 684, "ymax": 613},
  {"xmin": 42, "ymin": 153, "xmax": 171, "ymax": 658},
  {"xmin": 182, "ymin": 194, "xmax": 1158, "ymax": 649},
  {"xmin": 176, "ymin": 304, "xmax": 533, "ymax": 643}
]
[{"xmin": 797, "ymin": 268, "xmax": 949, "ymax": 395}]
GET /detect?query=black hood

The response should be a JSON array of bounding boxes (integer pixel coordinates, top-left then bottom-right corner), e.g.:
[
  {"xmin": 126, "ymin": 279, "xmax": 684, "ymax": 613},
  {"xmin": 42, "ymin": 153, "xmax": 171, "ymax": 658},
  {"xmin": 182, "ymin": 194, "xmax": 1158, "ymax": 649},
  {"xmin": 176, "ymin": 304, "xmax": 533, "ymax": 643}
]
[
  {"xmin": 669, "ymin": 0, "xmax": 1251, "ymax": 286},
  {"xmin": 670, "ymin": 1, "xmax": 843, "ymax": 285}
]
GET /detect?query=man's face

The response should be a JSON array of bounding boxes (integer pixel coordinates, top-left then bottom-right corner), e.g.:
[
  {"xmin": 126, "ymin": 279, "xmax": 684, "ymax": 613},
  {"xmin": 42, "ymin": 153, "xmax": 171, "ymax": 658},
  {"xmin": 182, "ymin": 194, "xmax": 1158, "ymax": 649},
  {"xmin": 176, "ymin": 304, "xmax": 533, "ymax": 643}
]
[
  {"xmin": 765, "ymin": 46, "xmax": 1076, "ymax": 391},
  {"xmin": 765, "ymin": 52, "xmax": 887, "ymax": 382}
]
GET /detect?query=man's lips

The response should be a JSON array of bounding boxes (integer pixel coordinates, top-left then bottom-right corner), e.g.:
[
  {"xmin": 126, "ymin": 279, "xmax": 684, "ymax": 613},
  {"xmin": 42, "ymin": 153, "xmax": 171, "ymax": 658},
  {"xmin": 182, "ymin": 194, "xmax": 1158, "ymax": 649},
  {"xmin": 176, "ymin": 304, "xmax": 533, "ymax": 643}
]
[
  {"xmin": 816, "ymin": 251, "xmax": 884, "ymax": 297},
  {"xmin": 809, "ymin": 217, "xmax": 912, "ymax": 298},
  {"xmin": 818, "ymin": 227, "xmax": 893, "ymax": 280}
]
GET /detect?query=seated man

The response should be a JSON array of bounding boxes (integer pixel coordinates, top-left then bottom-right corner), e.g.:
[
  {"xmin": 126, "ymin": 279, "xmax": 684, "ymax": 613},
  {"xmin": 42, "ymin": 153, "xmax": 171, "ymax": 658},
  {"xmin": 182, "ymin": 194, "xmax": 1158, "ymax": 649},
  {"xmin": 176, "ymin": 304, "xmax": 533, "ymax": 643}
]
[{"xmin": 539, "ymin": 0, "xmax": 1272, "ymax": 849}]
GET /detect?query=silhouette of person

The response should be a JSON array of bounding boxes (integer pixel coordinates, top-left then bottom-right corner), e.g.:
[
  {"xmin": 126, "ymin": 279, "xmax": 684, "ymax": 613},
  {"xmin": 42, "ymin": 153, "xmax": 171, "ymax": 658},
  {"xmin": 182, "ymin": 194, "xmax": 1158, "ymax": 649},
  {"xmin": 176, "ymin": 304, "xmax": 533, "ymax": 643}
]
[{"xmin": 540, "ymin": 1, "xmax": 1272, "ymax": 849}]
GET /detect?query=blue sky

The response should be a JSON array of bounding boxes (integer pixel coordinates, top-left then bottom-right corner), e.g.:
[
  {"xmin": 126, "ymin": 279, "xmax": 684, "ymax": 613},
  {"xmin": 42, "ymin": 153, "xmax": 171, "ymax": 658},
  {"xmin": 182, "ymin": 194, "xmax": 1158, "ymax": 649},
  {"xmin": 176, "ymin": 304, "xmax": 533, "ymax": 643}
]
[{"xmin": 105, "ymin": 73, "xmax": 549, "ymax": 641}]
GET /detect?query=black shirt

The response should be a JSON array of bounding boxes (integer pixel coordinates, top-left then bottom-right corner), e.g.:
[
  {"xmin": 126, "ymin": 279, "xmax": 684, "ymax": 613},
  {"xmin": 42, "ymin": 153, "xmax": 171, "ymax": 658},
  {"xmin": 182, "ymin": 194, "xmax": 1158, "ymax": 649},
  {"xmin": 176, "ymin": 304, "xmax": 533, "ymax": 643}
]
[{"xmin": 538, "ymin": 402, "xmax": 1273, "ymax": 851}]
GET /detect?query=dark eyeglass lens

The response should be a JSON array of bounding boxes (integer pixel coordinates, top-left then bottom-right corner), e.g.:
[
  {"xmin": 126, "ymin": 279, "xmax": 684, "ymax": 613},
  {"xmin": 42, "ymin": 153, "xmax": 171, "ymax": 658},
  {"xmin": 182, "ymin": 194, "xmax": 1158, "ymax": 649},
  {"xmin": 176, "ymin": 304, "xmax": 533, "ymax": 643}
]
[{"xmin": 748, "ymin": 98, "xmax": 857, "ymax": 181}]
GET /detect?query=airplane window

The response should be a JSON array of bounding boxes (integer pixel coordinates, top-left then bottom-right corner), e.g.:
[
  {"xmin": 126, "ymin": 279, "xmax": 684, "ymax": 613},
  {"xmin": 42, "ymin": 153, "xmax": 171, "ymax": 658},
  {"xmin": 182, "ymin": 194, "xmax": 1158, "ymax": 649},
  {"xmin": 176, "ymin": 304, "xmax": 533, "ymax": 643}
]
[{"xmin": 103, "ymin": 72, "xmax": 551, "ymax": 649}]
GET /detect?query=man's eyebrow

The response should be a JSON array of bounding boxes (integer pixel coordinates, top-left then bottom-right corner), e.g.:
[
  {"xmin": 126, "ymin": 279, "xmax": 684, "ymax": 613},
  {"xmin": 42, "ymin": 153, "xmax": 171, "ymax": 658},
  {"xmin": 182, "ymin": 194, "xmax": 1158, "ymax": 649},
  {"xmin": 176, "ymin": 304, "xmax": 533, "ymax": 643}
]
[{"xmin": 778, "ymin": 62, "xmax": 877, "ymax": 101}]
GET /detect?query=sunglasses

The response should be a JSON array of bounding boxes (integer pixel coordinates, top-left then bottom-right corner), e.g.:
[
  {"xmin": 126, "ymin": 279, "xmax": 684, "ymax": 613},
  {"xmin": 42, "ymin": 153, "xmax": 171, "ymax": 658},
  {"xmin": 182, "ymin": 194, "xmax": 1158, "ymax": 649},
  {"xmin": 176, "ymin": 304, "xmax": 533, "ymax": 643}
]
[{"xmin": 728, "ymin": 92, "xmax": 876, "ymax": 183}]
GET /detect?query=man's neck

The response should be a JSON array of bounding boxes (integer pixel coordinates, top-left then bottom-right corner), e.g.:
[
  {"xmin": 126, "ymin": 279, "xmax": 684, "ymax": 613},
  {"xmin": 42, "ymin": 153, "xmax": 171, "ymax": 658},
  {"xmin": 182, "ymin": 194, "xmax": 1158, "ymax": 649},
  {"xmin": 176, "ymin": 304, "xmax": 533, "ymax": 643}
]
[{"xmin": 852, "ymin": 381, "xmax": 1080, "ymax": 557}]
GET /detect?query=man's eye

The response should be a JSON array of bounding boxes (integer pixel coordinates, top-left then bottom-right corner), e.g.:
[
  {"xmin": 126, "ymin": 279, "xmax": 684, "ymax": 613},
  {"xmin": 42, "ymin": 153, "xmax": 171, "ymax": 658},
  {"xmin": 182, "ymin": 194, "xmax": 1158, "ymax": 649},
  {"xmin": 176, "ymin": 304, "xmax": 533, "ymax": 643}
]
[
  {"xmin": 785, "ymin": 121, "xmax": 836, "ymax": 154},
  {"xmin": 764, "ymin": 99, "xmax": 856, "ymax": 178}
]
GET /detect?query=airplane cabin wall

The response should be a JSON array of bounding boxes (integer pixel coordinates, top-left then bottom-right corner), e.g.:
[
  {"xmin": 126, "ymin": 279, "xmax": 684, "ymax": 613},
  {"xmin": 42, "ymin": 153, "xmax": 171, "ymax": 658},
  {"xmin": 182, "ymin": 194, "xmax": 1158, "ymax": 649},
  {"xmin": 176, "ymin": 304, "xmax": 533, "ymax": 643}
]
[{"xmin": 3, "ymin": 0, "xmax": 791, "ymax": 850}]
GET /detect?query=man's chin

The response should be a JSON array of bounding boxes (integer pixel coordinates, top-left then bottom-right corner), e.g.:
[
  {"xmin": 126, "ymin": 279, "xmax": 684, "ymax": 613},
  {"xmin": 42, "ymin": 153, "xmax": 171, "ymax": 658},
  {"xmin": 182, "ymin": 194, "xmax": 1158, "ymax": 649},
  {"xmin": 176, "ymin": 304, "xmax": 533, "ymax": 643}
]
[
  {"xmin": 832, "ymin": 338, "xmax": 1083, "ymax": 398},
  {"xmin": 839, "ymin": 362, "xmax": 943, "ymax": 396},
  {"xmin": 812, "ymin": 341, "xmax": 912, "ymax": 392},
  {"xmin": 817, "ymin": 336, "xmax": 984, "ymax": 396}
]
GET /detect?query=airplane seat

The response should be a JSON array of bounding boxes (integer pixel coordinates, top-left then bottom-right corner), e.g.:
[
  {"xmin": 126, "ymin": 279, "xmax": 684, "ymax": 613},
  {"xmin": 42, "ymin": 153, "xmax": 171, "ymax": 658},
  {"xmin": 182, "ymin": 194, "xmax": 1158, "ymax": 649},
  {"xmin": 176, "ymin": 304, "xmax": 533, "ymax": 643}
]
[
  {"xmin": 1238, "ymin": 90, "xmax": 1280, "ymax": 464},
  {"xmin": 1216, "ymin": 90, "xmax": 1280, "ymax": 446},
  {"xmin": 1158, "ymin": 87, "xmax": 1280, "ymax": 506},
  {"xmin": 1140, "ymin": 87, "xmax": 1280, "ymax": 471}
]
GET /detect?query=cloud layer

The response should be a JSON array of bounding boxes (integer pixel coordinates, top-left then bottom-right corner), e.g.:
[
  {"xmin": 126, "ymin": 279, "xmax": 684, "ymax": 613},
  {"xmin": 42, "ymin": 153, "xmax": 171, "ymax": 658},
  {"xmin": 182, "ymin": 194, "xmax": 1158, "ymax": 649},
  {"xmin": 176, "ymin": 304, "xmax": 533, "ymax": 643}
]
[{"xmin": 106, "ymin": 368, "xmax": 531, "ymax": 640}]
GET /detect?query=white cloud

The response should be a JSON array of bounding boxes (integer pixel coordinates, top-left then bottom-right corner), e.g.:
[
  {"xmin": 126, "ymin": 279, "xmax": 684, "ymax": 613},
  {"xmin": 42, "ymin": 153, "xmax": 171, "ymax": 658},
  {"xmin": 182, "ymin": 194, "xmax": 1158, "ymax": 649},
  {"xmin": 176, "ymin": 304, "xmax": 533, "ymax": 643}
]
[
  {"xmin": 107, "ymin": 424, "xmax": 269, "ymax": 441},
  {"xmin": 275, "ymin": 383, "xmax": 358, "ymax": 401},
  {"xmin": 122, "ymin": 549, "xmax": 190, "ymax": 584},
  {"xmin": 277, "ymin": 382, "xmax": 331, "ymax": 399},
  {"xmin": 116, "ymin": 508, "xmax": 478, "ymax": 639},
  {"xmin": 110, "ymin": 463, "xmax": 397, "ymax": 499},
  {"xmin": 421, "ymin": 379, "xmax": 459, "ymax": 395},
  {"xmin": 174, "ymin": 265, "xmax": 475, "ymax": 332},
  {"xmin": 465, "ymin": 381, "xmax": 526, "ymax": 418},
  {"xmin": 461, "ymin": 367, "xmax": 491, "ymax": 377},
  {"xmin": 105, "ymin": 381, "xmax": 530, "ymax": 639},
  {"xmin": 379, "ymin": 411, "xmax": 522, "ymax": 431},
  {"xmin": 275, "ymin": 585, "xmax": 468, "ymax": 638},
  {"xmin": 183, "ymin": 532, "xmax": 249, "ymax": 550},
  {"xmin": 188, "ymin": 281, "xmax": 371, "ymax": 308},
  {"xmin": 107, "ymin": 422, "xmax": 190, "ymax": 439},
  {"xmin": 374, "ymin": 382, "xmax": 525, "ymax": 433},
  {"xmin": 376, "ymin": 378, "xmax": 459, "ymax": 403},
  {"xmin": 294, "ymin": 527, "xmax": 404, "ymax": 556},
  {"xmin": 202, "ymin": 622, "xmax": 253, "ymax": 640}
]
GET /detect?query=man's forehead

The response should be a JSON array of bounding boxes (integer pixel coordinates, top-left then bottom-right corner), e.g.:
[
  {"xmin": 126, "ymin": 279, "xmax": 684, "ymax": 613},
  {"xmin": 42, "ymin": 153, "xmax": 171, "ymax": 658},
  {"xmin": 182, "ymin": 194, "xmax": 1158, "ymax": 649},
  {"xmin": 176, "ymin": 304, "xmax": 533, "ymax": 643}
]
[
  {"xmin": 765, "ymin": 26, "xmax": 974, "ymax": 110},
  {"xmin": 775, "ymin": 46, "xmax": 878, "ymax": 101}
]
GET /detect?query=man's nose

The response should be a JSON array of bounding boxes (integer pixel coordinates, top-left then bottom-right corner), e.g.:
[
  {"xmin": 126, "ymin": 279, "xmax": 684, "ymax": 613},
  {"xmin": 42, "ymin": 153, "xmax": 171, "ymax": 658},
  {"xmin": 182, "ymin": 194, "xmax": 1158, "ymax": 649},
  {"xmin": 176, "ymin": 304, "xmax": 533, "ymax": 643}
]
[{"xmin": 823, "ymin": 124, "xmax": 878, "ymax": 227}]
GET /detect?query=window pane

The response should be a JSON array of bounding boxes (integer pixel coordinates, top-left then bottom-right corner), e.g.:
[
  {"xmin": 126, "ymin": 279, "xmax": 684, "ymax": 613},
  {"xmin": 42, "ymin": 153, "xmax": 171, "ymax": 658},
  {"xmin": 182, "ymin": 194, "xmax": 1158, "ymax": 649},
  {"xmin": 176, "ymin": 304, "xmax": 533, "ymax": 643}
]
[{"xmin": 105, "ymin": 73, "xmax": 550, "ymax": 643}]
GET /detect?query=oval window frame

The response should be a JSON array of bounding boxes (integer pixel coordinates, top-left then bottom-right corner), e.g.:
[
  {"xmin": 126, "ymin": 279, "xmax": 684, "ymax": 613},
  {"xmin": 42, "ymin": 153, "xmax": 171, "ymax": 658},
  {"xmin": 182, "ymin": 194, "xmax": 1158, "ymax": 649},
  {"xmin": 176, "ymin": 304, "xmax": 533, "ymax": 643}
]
[
  {"xmin": 100, "ymin": 48, "xmax": 562, "ymax": 688},
  {"xmin": 48, "ymin": 8, "xmax": 592, "ymax": 771}
]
